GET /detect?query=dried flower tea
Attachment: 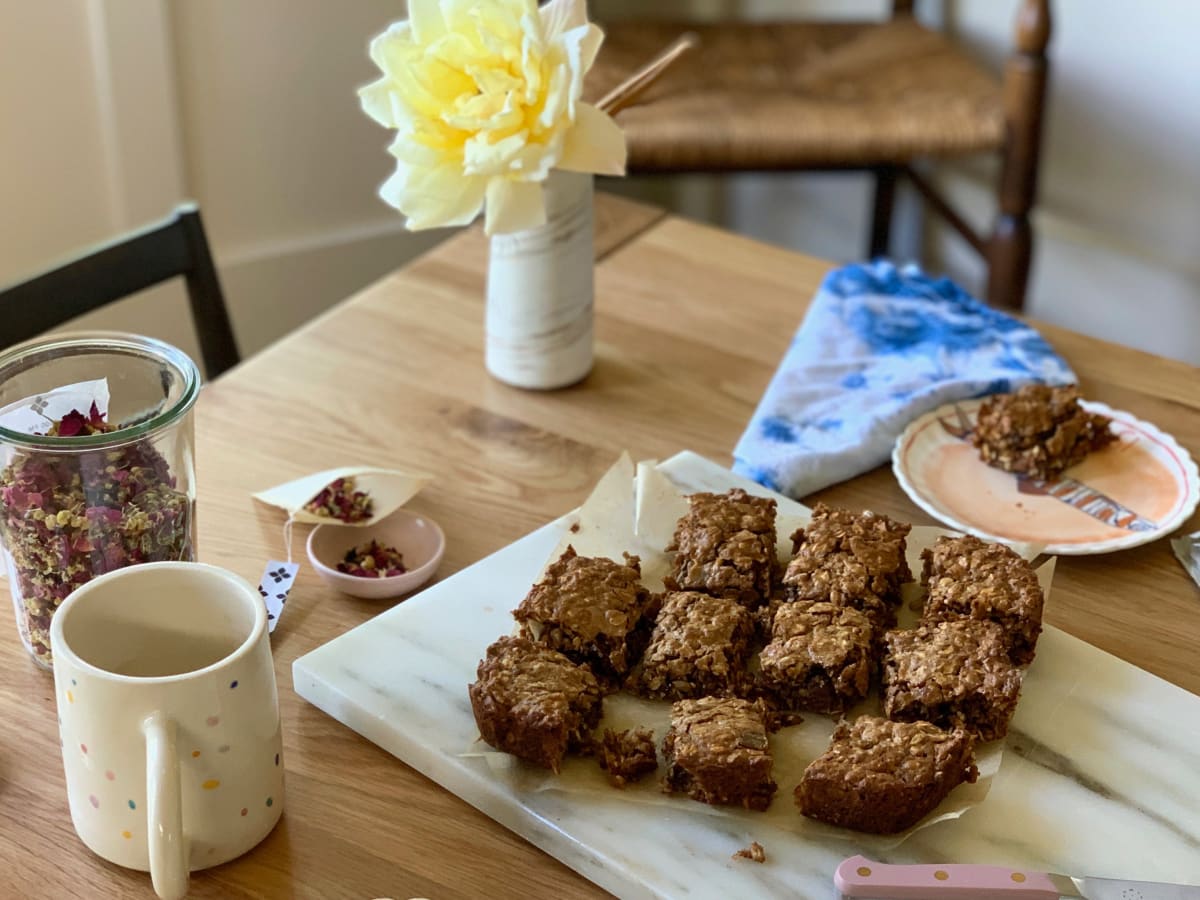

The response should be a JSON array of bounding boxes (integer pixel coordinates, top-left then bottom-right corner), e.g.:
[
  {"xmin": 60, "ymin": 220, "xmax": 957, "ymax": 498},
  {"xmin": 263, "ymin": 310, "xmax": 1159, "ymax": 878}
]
[
  {"xmin": 303, "ymin": 477, "xmax": 373, "ymax": 523},
  {"xmin": 338, "ymin": 539, "xmax": 407, "ymax": 578},
  {"xmin": 0, "ymin": 408, "xmax": 192, "ymax": 662},
  {"xmin": 47, "ymin": 402, "xmax": 108, "ymax": 437}
]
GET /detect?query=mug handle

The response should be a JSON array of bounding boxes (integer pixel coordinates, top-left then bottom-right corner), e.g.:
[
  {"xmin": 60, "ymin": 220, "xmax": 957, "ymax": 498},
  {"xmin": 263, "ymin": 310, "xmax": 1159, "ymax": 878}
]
[{"xmin": 144, "ymin": 712, "xmax": 189, "ymax": 900}]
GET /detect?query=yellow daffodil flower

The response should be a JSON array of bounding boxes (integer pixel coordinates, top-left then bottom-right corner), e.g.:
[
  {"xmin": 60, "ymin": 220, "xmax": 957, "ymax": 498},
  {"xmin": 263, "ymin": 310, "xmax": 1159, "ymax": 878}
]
[{"xmin": 360, "ymin": 0, "xmax": 627, "ymax": 235}]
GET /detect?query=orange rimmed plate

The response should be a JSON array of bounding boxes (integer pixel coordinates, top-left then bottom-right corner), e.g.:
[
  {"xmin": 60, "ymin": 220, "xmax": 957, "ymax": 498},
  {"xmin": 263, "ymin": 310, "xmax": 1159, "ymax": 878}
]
[{"xmin": 893, "ymin": 398, "xmax": 1200, "ymax": 555}]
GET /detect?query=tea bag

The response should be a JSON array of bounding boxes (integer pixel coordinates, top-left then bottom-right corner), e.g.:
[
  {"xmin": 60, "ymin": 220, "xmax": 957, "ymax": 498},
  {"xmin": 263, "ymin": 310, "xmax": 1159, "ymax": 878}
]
[
  {"xmin": 253, "ymin": 467, "xmax": 431, "ymax": 526},
  {"xmin": 253, "ymin": 466, "xmax": 433, "ymax": 634},
  {"xmin": 0, "ymin": 378, "xmax": 111, "ymax": 434}
]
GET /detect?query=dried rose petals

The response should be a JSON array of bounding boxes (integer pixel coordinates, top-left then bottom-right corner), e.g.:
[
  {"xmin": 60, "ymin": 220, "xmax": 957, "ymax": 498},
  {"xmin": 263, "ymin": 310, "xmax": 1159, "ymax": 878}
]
[
  {"xmin": 0, "ymin": 408, "xmax": 192, "ymax": 663},
  {"xmin": 50, "ymin": 402, "xmax": 108, "ymax": 437},
  {"xmin": 337, "ymin": 540, "xmax": 407, "ymax": 578},
  {"xmin": 303, "ymin": 477, "xmax": 373, "ymax": 523}
]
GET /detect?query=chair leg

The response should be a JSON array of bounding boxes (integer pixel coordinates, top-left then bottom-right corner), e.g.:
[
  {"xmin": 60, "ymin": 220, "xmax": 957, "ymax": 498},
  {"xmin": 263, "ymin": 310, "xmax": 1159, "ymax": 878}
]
[
  {"xmin": 868, "ymin": 167, "xmax": 898, "ymax": 259},
  {"xmin": 987, "ymin": 0, "xmax": 1051, "ymax": 310},
  {"xmin": 178, "ymin": 207, "xmax": 241, "ymax": 378},
  {"xmin": 988, "ymin": 216, "xmax": 1033, "ymax": 311}
]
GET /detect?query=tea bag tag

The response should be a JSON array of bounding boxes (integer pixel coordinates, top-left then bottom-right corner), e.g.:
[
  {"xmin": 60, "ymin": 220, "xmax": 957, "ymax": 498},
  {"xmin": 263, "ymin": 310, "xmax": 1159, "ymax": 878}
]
[{"xmin": 258, "ymin": 561, "xmax": 299, "ymax": 633}]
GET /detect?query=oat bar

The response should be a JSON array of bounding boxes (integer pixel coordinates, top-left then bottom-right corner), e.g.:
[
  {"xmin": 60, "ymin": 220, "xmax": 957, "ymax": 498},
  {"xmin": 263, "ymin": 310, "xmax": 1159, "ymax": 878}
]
[
  {"xmin": 758, "ymin": 601, "xmax": 875, "ymax": 714},
  {"xmin": 514, "ymin": 545, "xmax": 652, "ymax": 684},
  {"xmin": 783, "ymin": 504, "xmax": 912, "ymax": 629},
  {"xmin": 882, "ymin": 620, "xmax": 1022, "ymax": 742},
  {"xmin": 733, "ymin": 841, "xmax": 766, "ymax": 863},
  {"xmin": 921, "ymin": 535, "xmax": 1044, "ymax": 665},
  {"xmin": 597, "ymin": 728, "xmax": 658, "ymax": 787},
  {"xmin": 662, "ymin": 697, "xmax": 777, "ymax": 811},
  {"xmin": 795, "ymin": 716, "xmax": 978, "ymax": 834},
  {"xmin": 630, "ymin": 591, "xmax": 756, "ymax": 700},
  {"xmin": 972, "ymin": 384, "xmax": 1116, "ymax": 480},
  {"xmin": 666, "ymin": 488, "xmax": 777, "ymax": 609},
  {"xmin": 468, "ymin": 635, "xmax": 603, "ymax": 772}
]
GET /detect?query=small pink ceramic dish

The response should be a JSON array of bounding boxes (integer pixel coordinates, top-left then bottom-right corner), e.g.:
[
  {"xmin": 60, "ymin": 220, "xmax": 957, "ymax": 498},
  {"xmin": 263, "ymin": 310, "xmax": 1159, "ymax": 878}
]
[{"xmin": 307, "ymin": 509, "xmax": 445, "ymax": 600}]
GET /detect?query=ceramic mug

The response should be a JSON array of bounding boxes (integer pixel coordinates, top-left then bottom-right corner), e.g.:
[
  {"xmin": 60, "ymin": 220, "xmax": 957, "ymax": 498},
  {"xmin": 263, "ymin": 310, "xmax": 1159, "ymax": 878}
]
[{"xmin": 50, "ymin": 562, "xmax": 284, "ymax": 899}]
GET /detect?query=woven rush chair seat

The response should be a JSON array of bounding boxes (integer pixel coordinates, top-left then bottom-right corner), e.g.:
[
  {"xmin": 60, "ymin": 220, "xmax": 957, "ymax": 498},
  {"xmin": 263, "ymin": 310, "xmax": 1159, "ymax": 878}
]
[{"xmin": 589, "ymin": 19, "xmax": 1005, "ymax": 172}]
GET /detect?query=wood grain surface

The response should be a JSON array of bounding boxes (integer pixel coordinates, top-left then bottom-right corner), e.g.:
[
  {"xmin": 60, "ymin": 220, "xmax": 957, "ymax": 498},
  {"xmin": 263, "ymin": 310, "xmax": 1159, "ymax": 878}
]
[{"xmin": 2, "ymin": 192, "xmax": 1197, "ymax": 899}]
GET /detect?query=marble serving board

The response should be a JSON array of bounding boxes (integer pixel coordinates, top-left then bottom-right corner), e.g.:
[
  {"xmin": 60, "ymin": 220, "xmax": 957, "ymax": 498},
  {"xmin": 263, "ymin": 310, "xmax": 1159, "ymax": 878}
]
[{"xmin": 293, "ymin": 452, "xmax": 1200, "ymax": 899}]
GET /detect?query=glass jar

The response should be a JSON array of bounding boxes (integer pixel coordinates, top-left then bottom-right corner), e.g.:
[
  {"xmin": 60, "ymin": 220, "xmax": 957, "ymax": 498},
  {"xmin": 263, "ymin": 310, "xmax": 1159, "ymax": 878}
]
[{"xmin": 0, "ymin": 333, "xmax": 200, "ymax": 667}]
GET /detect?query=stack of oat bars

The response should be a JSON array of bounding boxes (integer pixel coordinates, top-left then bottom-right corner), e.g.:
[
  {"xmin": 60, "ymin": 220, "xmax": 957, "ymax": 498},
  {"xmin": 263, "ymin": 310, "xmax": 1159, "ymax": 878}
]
[{"xmin": 468, "ymin": 485, "xmax": 1044, "ymax": 835}]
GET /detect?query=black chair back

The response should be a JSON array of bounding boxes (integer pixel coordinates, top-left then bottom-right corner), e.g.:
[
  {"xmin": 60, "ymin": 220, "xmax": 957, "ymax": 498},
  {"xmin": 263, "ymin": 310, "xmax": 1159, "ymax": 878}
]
[{"xmin": 0, "ymin": 203, "xmax": 239, "ymax": 378}]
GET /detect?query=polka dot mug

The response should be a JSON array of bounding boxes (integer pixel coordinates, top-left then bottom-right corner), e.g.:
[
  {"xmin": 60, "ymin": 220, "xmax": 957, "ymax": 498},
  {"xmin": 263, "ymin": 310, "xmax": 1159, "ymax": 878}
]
[{"xmin": 50, "ymin": 562, "xmax": 284, "ymax": 900}]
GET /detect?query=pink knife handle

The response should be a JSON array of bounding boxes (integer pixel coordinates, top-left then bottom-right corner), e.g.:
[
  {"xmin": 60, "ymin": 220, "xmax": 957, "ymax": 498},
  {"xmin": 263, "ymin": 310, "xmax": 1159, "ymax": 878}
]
[{"xmin": 835, "ymin": 856, "xmax": 1062, "ymax": 899}]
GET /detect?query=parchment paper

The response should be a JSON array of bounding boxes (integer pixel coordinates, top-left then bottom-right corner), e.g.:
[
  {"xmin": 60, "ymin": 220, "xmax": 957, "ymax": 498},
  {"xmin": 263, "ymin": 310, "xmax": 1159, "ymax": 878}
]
[{"xmin": 468, "ymin": 456, "xmax": 1055, "ymax": 850}]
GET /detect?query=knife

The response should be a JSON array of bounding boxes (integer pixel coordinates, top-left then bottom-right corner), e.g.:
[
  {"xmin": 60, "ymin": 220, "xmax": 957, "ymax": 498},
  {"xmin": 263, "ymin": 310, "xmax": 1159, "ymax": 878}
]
[
  {"xmin": 835, "ymin": 856, "xmax": 1200, "ymax": 899},
  {"xmin": 1171, "ymin": 531, "xmax": 1200, "ymax": 589}
]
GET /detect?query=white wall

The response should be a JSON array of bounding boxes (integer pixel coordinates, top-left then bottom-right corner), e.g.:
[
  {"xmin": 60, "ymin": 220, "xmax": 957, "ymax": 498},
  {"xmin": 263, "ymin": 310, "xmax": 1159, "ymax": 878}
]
[
  {"xmin": 0, "ymin": 0, "xmax": 443, "ymax": 367},
  {"xmin": 3, "ymin": 1, "xmax": 1198, "ymax": 368},
  {"xmin": 168, "ymin": 0, "xmax": 444, "ymax": 352},
  {"xmin": 931, "ymin": 0, "xmax": 1200, "ymax": 366},
  {"xmin": 0, "ymin": 3, "xmax": 118, "ymax": 281}
]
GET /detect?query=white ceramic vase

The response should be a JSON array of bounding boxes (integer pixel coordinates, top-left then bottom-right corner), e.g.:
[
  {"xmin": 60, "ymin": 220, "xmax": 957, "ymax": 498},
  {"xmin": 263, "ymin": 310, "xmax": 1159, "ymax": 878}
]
[{"xmin": 485, "ymin": 170, "xmax": 595, "ymax": 390}]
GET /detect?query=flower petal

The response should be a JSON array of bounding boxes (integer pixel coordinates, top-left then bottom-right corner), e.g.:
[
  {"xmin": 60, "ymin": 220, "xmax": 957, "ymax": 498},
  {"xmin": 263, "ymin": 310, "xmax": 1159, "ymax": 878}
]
[
  {"xmin": 464, "ymin": 129, "xmax": 529, "ymax": 177},
  {"xmin": 485, "ymin": 178, "xmax": 547, "ymax": 235},
  {"xmin": 439, "ymin": 0, "xmax": 476, "ymax": 30},
  {"xmin": 367, "ymin": 21, "xmax": 414, "ymax": 76},
  {"xmin": 470, "ymin": 1, "xmax": 528, "ymax": 50},
  {"xmin": 417, "ymin": 38, "xmax": 478, "ymax": 103},
  {"xmin": 537, "ymin": 62, "xmax": 569, "ymax": 131},
  {"xmin": 380, "ymin": 164, "xmax": 487, "ymax": 231},
  {"xmin": 387, "ymin": 133, "xmax": 446, "ymax": 168},
  {"xmin": 57, "ymin": 410, "xmax": 86, "ymax": 437},
  {"xmin": 538, "ymin": 0, "xmax": 588, "ymax": 41},
  {"xmin": 407, "ymin": 0, "xmax": 447, "ymax": 43},
  {"xmin": 558, "ymin": 103, "xmax": 627, "ymax": 176},
  {"xmin": 575, "ymin": 23, "xmax": 605, "ymax": 77},
  {"xmin": 359, "ymin": 77, "xmax": 398, "ymax": 128},
  {"xmin": 507, "ymin": 131, "xmax": 565, "ymax": 180},
  {"xmin": 558, "ymin": 24, "xmax": 604, "ymax": 118}
]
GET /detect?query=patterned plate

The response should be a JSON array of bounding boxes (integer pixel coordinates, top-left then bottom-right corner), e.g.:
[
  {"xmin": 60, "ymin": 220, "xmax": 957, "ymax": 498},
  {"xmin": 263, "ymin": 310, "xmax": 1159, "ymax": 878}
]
[{"xmin": 893, "ymin": 398, "xmax": 1200, "ymax": 555}]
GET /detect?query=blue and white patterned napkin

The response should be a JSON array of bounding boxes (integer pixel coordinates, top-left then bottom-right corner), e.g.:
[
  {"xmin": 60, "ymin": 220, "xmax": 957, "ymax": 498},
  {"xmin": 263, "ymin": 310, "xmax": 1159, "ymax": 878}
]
[{"xmin": 733, "ymin": 261, "xmax": 1075, "ymax": 499}]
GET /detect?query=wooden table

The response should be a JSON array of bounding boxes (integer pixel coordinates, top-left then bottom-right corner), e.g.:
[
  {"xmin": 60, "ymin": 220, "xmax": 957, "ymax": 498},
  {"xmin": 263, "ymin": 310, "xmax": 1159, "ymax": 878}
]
[{"xmin": 4, "ymin": 194, "xmax": 1199, "ymax": 899}]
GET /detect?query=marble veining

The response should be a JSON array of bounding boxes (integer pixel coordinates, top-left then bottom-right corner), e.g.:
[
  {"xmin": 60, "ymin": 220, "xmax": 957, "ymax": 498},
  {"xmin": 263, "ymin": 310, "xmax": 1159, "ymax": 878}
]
[{"xmin": 294, "ymin": 452, "xmax": 1200, "ymax": 899}]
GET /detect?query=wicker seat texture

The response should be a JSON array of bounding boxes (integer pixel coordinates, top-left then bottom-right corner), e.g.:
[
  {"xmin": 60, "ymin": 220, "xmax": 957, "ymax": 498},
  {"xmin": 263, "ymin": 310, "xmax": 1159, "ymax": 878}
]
[{"xmin": 589, "ymin": 19, "xmax": 1004, "ymax": 172}]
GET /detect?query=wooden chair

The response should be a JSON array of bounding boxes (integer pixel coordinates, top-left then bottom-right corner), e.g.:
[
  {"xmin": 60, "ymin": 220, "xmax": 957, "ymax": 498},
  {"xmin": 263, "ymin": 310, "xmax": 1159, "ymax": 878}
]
[
  {"xmin": 590, "ymin": 0, "xmax": 1051, "ymax": 310},
  {"xmin": 0, "ymin": 203, "xmax": 240, "ymax": 378}
]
